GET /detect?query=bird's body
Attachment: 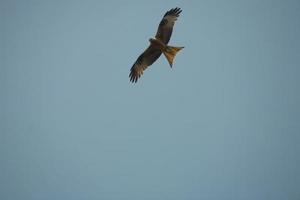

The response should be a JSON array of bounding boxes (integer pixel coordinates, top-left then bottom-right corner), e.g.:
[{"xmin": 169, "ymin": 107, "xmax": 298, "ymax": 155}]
[
  {"xmin": 149, "ymin": 38, "xmax": 166, "ymax": 50},
  {"xmin": 129, "ymin": 8, "xmax": 184, "ymax": 83}
]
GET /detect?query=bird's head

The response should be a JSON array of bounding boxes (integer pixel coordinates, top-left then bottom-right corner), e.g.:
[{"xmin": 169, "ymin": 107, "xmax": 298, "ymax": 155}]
[
  {"xmin": 149, "ymin": 38, "xmax": 165, "ymax": 49},
  {"xmin": 149, "ymin": 38, "xmax": 156, "ymax": 43}
]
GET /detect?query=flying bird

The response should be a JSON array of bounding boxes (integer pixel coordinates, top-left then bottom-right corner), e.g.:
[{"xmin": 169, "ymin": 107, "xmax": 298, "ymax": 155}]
[{"xmin": 129, "ymin": 7, "xmax": 184, "ymax": 83}]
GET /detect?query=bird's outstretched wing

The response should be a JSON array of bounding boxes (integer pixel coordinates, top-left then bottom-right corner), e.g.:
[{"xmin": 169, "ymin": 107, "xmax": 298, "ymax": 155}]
[
  {"xmin": 155, "ymin": 7, "xmax": 182, "ymax": 44},
  {"xmin": 129, "ymin": 44, "xmax": 162, "ymax": 83}
]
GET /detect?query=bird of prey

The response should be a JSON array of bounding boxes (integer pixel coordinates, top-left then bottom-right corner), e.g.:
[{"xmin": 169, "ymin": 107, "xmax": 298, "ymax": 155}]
[{"xmin": 129, "ymin": 7, "xmax": 184, "ymax": 83}]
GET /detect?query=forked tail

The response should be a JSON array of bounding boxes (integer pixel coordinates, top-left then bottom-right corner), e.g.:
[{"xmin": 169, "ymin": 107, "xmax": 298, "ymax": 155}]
[{"xmin": 162, "ymin": 46, "xmax": 184, "ymax": 67}]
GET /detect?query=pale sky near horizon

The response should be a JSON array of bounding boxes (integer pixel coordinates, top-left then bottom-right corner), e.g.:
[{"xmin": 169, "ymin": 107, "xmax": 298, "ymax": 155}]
[{"xmin": 1, "ymin": 0, "xmax": 300, "ymax": 199}]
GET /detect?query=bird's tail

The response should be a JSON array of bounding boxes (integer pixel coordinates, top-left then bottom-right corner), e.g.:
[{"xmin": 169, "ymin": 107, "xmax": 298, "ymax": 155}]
[{"xmin": 163, "ymin": 46, "xmax": 184, "ymax": 67}]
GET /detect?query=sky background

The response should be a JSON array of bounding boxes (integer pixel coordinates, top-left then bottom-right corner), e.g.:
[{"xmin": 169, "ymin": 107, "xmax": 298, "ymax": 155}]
[{"xmin": 1, "ymin": 0, "xmax": 300, "ymax": 199}]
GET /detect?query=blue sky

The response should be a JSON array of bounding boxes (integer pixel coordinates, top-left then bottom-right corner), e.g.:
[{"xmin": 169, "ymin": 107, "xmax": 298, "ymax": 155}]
[{"xmin": 1, "ymin": 0, "xmax": 300, "ymax": 199}]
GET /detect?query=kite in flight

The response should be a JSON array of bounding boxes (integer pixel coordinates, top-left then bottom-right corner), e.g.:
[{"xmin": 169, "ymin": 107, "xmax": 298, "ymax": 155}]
[{"xmin": 129, "ymin": 7, "xmax": 184, "ymax": 83}]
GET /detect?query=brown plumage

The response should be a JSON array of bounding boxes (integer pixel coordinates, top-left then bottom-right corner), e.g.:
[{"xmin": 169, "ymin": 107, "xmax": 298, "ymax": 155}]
[{"xmin": 129, "ymin": 7, "xmax": 184, "ymax": 83}]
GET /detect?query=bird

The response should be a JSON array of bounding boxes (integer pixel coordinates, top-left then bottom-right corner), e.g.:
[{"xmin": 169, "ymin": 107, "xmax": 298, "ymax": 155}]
[{"xmin": 129, "ymin": 7, "xmax": 184, "ymax": 83}]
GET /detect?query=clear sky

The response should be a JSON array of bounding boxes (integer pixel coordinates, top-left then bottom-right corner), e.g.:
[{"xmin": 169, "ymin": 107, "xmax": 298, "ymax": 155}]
[{"xmin": 1, "ymin": 0, "xmax": 300, "ymax": 199}]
